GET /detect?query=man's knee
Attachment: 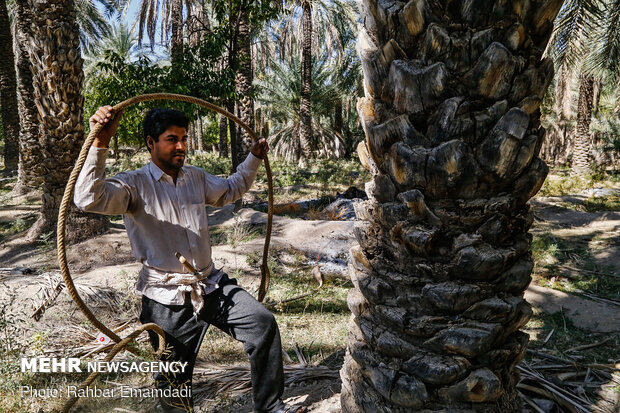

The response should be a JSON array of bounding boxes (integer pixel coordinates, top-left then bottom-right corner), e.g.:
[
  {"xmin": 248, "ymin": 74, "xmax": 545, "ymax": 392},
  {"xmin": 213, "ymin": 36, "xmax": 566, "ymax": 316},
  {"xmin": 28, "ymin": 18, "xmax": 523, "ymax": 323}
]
[{"xmin": 252, "ymin": 307, "xmax": 277, "ymax": 333}]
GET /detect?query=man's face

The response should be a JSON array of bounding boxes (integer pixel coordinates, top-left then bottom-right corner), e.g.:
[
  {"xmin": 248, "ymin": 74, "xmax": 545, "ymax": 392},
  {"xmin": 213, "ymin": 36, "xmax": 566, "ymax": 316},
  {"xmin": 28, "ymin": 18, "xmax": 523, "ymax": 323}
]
[{"xmin": 147, "ymin": 125, "xmax": 188, "ymax": 173}]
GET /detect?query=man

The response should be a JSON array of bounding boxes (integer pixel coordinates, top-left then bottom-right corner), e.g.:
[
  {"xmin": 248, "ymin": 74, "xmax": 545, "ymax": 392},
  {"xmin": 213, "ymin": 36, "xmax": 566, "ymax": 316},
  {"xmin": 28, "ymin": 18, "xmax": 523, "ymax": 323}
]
[{"xmin": 75, "ymin": 106, "xmax": 294, "ymax": 413}]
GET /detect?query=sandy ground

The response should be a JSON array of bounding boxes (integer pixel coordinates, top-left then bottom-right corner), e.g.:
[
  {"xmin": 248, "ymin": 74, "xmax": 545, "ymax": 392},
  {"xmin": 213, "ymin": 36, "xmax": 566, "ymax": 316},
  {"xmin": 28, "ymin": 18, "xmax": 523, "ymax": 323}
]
[{"xmin": 1, "ymin": 192, "xmax": 619, "ymax": 412}]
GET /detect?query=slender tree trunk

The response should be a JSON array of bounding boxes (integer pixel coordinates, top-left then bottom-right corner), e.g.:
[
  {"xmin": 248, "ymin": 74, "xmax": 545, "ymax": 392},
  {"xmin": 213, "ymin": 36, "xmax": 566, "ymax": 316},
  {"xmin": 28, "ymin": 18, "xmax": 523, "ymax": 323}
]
[
  {"xmin": 188, "ymin": 0, "xmax": 209, "ymax": 46},
  {"xmin": 23, "ymin": 0, "xmax": 107, "ymax": 242},
  {"xmin": 540, "ymin": 62, "xmax": 573, "ymax": 166},
  {"xmin": 341, "ymin": 1, "xmax": 562, "ymax": 411},
  {"xmin": 219, "ymin": 113, "xmax": 229, "ymax": 157},
  {"xmin": 555, "ymin": 63, "xmax": 573, "ymax": 121},
  {"xmin": 592, "ymin": 79, "xmax": 601, "ymax": 117},
  {"xmin": 12, "ymin": 0, "xmax": 43, "ymax": 193},
  {"xmin": 197, "ymin": 115, "xmax": 203, "ymax": 152},
  {"xmin": 227, "ymin": 101, "xmax": 243, "ymax": 211},
  {"xmin": 572, "ymin": 73, "xmax": 595, "ymax": 175},
  {"xmin": 170, "ymin": 0, "xmax": 184, "ymax": 69},
  {"xmin": 229, "ymin": 102, "xmax": 239, "ymax": 170},
  {"xmin": 235, "ymin": 8, "xmax": 254, "ymax": 163},
  {"xmin": 344, "ymin": 98, "xmax": 352, "ymax": 156},
  {"xmin": 299, "ymin": 0, "xmax": 313, "ymax": 159},
  {"xmin": 187, "ymin": 122, "xmax": 194, "ymax": 152},
  {"xmin": 334, "ymin": 98, "xmax": 343, "ymax": 136},
  {"xmin": 256, "ymin": 107, "xmax": 263, "ymax": 137},
  {"xmin": 0, "ymin": 0, "xmax": 19, "ymax": 173}
]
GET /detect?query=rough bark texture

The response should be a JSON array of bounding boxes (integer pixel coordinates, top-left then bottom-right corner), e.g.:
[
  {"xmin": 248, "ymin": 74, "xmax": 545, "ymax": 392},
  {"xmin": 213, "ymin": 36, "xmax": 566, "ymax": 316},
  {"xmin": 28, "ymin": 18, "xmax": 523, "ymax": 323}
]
[
  {"xmin": 13, "ymin": 0, "xmax": 43, "ymax": 192},
  {"xmin": 299, "ymin": 0, "xmax": 313, "ymax": 158},
  {"xmin": 341, "ymin": 1, "xmax": 562, "ymax": 412},
  {"xmin": 235, "ymin": 8, "xmax": 254, "ymax": 161},
  {"xmin": 22, "ymin": 0, "xmax": 107, "ymax": 242},
  {"xmin": 571, "ymin": 73, "xmax": 594, "ymax": 175},
  {"xmin": 0, "ymin": 0, "xmax": 19, "ymax": 173}
]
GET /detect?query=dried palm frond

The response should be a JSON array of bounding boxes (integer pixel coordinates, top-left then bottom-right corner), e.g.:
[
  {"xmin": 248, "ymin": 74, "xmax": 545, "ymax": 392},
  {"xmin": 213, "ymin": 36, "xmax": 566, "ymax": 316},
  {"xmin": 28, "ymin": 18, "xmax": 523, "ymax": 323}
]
[
  {"xmin": 75, "ymin": 283, "xmax": 123, "ymax": 311},
  {"xmin": 190, "ymin": 362, "xmax": 340, "ymax": 400},
  {"xmin": 518, "ymin": 354, "xmax": 620, "ymax": 413},
  {"xmin": 31, "ymin": 271, "xmax": 64, "ymax": 321}
]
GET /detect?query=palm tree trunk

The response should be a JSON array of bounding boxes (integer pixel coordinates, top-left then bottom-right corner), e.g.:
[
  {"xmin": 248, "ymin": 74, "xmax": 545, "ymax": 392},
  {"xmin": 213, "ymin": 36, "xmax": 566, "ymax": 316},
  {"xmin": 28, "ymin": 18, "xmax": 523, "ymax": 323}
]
[
  {"xmin": 555, "ymin": 63, "xmax": 573, "ymax": 121},
  {"xmin": 197, "ymin": 115, "xmax": 204, "ymax": 152},
  {"xmin": 170, "ymin": 0, "xmax": 184, "ymax": 69},
  {"xmin": 188, "ymin": 1, "xmax": 209, "ymax": 47},
  {"xmin": 334, "ymin": 98, "xmax": 343, "ymax": 136},
  {"xmin": 22, "ymin": 0, "xmax": 107, "ymax": 242},
  {"xmin": 0, "ymin": 0, "xmax": 20, "ymax": 173},
  {"xmin": 227, "ymin": 101, "xmax": 243, "ymax": 211},
  {"xmin": 236, "ymin": 8, "xmax": 254, "ymax": 161},
  {"xmin": 539, "ymin": 62, "xmax": 573, "ymax": 166},
  {"xmin": 12, "ymin": 0, "xmax": 43, "ymax": 193},
  {"xmin": 299, "ymin": 0, "xmax": 313, "ymax": 158},
  {"xmin": 219, "ymin": 113, "xmax": 229, "ymax": 157},
  {"xmin": 187, "ymin": 122, "xmax": 194, "ymax": 152},
  {"xmin": 572, "ymin": 73, "xmax": 595, "ymax": 175},
  {"xmin": 592, "ymin": 79, "xmax": 601, "ymax": 117},
  {"xmin": 340, "ymin": 1, "xmax": 562, "ymax": 411}
]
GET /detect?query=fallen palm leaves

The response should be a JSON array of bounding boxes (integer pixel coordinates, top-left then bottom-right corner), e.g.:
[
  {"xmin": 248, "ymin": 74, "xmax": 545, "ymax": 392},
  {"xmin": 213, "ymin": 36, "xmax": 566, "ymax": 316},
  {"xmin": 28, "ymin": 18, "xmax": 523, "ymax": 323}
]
[
  {"xmin": 191, "ymin": 362, "xmax": 340, "ymax": 401},
  {"xmin": 518, "ymin": 351, "xmax": 619, "ymax": 413}
]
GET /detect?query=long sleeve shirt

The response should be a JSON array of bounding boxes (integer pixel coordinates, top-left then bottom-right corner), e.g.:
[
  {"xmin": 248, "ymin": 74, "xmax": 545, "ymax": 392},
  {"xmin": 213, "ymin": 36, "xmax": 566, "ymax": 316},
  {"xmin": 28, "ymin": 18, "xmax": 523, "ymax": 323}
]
[{"xmin": 74, "ymin": 146, "xmax": 262, "ymax": 305}]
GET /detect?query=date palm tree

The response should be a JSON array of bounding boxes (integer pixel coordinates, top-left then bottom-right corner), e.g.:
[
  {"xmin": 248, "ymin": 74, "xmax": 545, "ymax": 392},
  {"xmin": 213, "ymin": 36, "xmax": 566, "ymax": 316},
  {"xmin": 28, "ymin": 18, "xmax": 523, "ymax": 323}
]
[
  {"xmin": 18, "ymin": 0, "xmax": 107, "ymax": 241},
  {"xmin": 340, "ymin": 1, "xmax": 563, "ymax": 411},
  {"xmin": 83, "ymin": 22, "xmax": 144, "ymax": 79},
  {"xmin": 10, "ymin": 0, "xmax": 113, "ymax": 194},
  {"xmin": 11, "ymin": 0, "xmax": 44, "ymax": 194},
  {"xmin": 271, "ymin": 0, "xmax": 357, "ymax": 158},
  {"xmin": 0, "ymin": 0, "xmax": 19, "ymax": 173},
  {"xmin": 545, "ymin": 0, "xmax": 620, "ymax": 175},
  {"xmin": 255, "ymin": 50, "xmax": 348, "ymax": 162}
]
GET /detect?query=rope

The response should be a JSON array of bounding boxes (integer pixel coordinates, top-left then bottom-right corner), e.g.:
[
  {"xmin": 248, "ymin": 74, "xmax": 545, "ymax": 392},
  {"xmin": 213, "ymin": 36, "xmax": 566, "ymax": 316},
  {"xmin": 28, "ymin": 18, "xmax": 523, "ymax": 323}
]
[{"xmin": 56, "ymin": 93, "xmax": 274, "ymax": 412}]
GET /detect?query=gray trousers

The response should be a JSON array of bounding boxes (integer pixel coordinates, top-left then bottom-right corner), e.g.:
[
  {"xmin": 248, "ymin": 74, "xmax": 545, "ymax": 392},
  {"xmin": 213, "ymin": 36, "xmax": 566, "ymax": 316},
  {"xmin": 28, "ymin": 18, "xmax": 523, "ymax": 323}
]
[{"xmin": 140, "ymin": 274, "xmax": 284, "ymax": 413}]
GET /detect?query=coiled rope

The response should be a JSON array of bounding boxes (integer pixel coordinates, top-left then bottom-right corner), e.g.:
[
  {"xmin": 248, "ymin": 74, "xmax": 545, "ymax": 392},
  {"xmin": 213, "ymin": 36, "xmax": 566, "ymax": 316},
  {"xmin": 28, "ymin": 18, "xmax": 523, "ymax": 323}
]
[{"xmin": 56, "ymin": 93, "xmax": 274, "ymax": 412}]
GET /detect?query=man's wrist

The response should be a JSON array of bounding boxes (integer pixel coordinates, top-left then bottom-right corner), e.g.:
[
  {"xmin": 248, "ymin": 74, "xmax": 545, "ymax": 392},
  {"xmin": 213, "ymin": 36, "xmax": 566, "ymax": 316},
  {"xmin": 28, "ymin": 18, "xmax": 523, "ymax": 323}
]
[{"xmin": 93, "ymin": 137, "xmax": 110, "ymax": 148}]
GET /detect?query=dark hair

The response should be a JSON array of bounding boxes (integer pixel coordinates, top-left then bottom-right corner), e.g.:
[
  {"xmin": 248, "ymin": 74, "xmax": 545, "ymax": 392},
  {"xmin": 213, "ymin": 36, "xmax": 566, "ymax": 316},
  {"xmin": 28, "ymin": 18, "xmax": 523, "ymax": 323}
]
[{"xmin": 143, "ymin": 108, "xmax": 189, "ymax": 151}]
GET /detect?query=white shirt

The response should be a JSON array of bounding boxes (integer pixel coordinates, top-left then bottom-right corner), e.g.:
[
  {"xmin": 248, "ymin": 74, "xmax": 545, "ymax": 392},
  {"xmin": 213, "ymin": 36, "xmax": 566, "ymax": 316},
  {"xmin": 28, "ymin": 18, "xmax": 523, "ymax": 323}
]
[{"xmin": 74, "ymin": 146, "xmax": 262, "ymax": 305}]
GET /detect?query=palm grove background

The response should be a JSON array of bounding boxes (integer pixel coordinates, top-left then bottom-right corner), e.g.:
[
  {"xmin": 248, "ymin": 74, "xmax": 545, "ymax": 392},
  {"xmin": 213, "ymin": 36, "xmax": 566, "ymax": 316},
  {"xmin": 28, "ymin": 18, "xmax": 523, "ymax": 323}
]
[{"xmin": 0, "ymin": 0, "xmax": 619, "ymax": 412}]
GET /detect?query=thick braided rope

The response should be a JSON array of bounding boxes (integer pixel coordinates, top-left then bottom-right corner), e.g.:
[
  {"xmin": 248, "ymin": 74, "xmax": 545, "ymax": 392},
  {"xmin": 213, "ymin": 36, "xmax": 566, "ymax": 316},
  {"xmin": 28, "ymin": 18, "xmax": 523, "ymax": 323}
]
[{"xmin": 56, "ymin": 93, "xmax": 274, "ymax": 412}]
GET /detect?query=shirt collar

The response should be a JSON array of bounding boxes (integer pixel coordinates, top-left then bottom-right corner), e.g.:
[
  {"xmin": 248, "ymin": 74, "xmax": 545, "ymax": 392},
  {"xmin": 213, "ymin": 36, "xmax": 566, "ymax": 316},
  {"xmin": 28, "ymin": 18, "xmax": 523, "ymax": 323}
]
[{"xmin": 147, "ymin": 161, "xmax": 186, "ymax": 183}]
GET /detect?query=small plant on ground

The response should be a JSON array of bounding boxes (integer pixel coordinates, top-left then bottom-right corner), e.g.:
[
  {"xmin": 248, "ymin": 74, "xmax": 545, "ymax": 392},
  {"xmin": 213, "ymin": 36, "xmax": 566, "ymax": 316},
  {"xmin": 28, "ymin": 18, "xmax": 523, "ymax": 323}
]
[{"xmin": 0, "ymin": 215, "xmax": 36, "ymax": 240}]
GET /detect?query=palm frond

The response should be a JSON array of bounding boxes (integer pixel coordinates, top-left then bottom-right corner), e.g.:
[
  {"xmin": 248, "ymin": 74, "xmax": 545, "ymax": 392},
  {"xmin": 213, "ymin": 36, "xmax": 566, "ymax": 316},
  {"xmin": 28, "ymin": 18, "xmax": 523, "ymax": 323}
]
[
  {"xmin": 588, "ymin": 0, "xmax": 620, "ymax": 83},
  {"xmin": 74, "ymin": 0, "xmax": 112, "ymax": 48},
  {"xmin": 548, "ymin": 0, "xmax": 603, "ymax": 68}
]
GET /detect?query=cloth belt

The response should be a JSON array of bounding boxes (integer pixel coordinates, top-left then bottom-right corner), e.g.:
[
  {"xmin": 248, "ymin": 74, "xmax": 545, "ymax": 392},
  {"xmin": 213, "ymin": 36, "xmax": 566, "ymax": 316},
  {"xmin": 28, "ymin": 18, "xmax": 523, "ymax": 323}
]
[{"xmin": 140, "ymin": 262, "xmax": 218, "ymax": 315}]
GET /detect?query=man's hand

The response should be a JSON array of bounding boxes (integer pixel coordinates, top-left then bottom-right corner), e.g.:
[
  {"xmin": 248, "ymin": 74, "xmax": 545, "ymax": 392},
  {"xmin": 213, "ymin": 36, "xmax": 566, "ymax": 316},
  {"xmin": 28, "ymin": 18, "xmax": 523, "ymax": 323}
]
[
  {"xmin": 251, "ymin": 137, "xmax": 269, "ymax": 159},
  {"xmin": 89, "ymin": 106, "xmax": 123, "ymax": 148}
]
